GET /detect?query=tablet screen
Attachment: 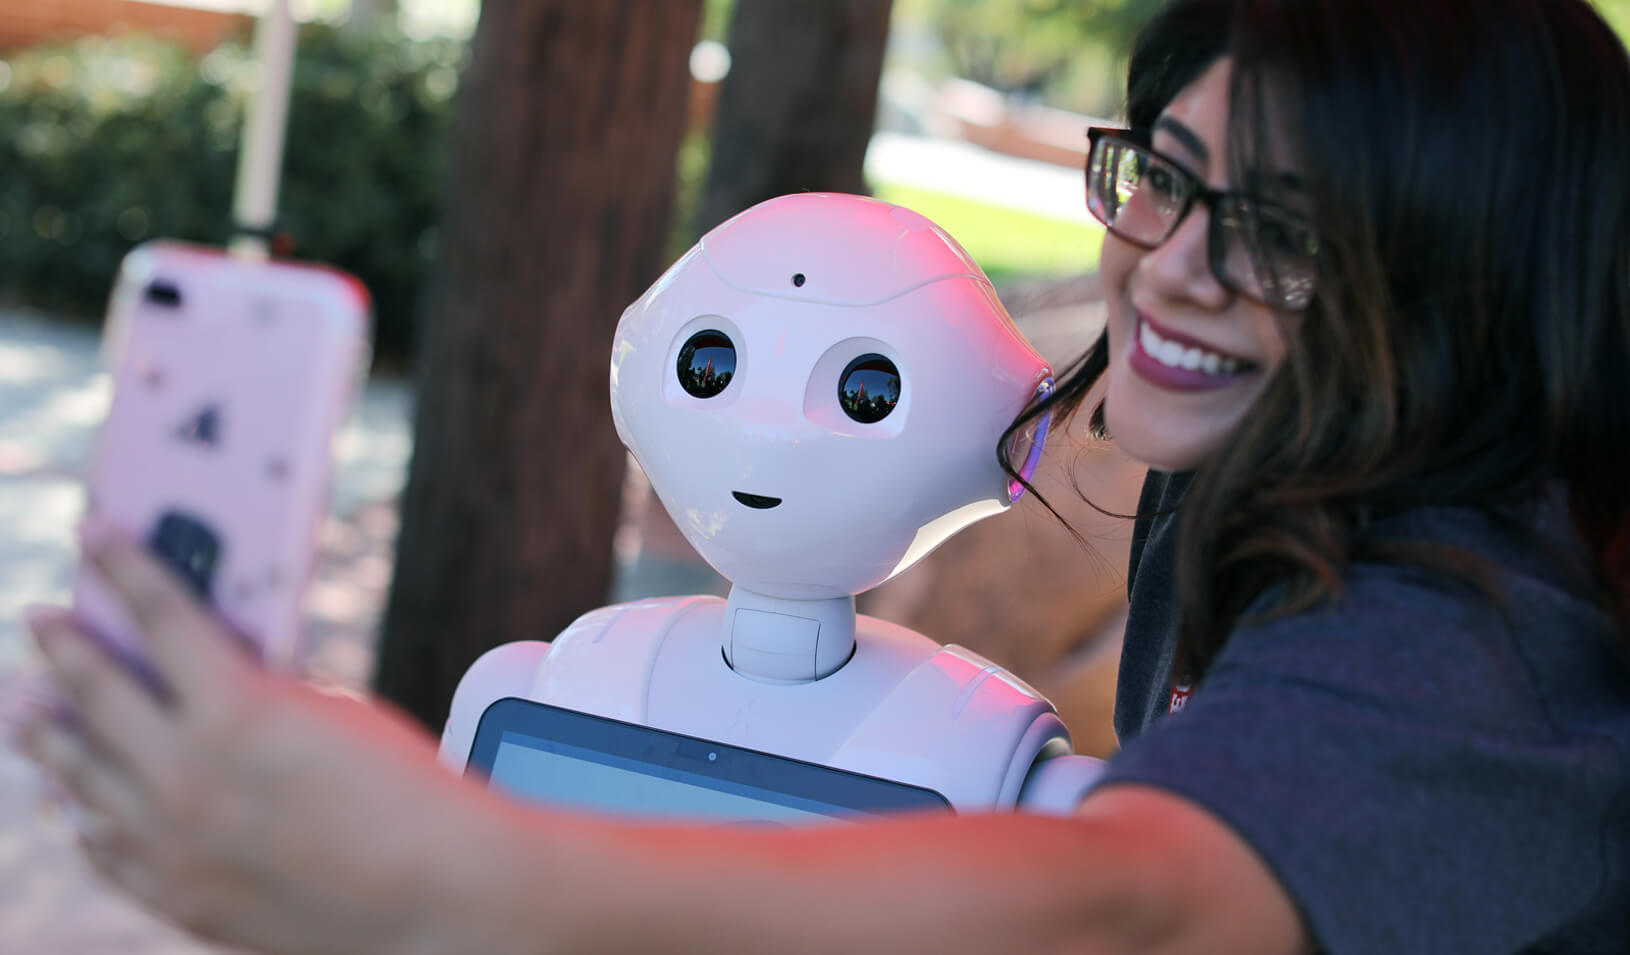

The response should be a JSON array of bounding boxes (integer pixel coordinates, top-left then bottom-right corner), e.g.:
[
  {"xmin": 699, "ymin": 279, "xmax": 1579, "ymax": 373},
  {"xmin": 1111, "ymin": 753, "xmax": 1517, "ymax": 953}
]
[{"xmin": 467, "ymin": 698, "xmax": 951, "ymax": 823}]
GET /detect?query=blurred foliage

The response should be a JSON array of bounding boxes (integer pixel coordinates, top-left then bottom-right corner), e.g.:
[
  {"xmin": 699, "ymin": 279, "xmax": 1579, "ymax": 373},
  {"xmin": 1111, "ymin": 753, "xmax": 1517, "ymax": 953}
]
[
  {"xmin": 932, "ymin": 0, "xmax": 1154, "ymax": 94},
  {"xmin": 904, "ymin": 0, "xmax": 1630, "ymax": 118},
  {"xmin": 894, "ymin": 0, "xmax": 1163, "ymax": 114},
  {"xmin": 1597, "ymin": 0, "xmax": 1630, "ymax": 37},
  {"xmin": 701, "ymin": 0, "xmax": 738, "ymax": 41},
  {"xmin": 0, "ymin": 24, "xmax": 462, "ymax": 361}
]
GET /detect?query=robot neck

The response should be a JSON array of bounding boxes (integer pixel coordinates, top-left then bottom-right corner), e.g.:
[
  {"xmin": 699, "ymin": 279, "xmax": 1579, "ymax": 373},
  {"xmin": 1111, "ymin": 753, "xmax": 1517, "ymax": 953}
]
[{"xmin": 721, "ymin": 586, "xmax": 856, "ymax": 683}]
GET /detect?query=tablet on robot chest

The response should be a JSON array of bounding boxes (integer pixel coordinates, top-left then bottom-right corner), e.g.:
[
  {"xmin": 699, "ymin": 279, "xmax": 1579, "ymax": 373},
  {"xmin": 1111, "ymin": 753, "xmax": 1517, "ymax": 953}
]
[{"xmin": 466, "ymin": 698, "xmax": 951, "ymax": 824}]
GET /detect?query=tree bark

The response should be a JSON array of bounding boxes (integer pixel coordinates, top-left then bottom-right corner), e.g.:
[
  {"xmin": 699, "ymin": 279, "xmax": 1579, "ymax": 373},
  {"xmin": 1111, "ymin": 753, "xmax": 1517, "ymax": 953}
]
[
  {"xmin": 374, "ymin": 0, "xmax": 703, "ymax": 730},
  {"xmin": 692, "ymin": 0, "xmax": 893, "ymax": 237}
]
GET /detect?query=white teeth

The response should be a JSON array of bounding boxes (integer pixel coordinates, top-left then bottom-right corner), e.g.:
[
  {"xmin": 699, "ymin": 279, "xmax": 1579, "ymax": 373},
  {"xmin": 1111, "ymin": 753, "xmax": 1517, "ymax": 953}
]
[
  {"xmin": 1138, "ymin": 318, "xmax": 1248, "ymax": 377},
  {"xmin": 1140, "ymin": 321, "xmax": 1161, "ymax": 355}
]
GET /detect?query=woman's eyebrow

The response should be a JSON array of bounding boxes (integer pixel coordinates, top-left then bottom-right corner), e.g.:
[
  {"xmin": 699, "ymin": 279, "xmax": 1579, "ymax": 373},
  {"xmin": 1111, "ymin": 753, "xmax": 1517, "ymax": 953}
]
[
  {"xmin": 1243, "ymin": 168, "xmax": 1308, "ymax": 195},
  {"xmin": 1154, "ymin": 116, "xmax": 1208, "ymax": 162}
]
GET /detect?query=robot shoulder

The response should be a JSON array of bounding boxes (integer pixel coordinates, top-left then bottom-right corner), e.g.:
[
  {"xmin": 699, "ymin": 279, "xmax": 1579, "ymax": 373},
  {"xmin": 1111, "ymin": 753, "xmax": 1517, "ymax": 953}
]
[
  {"xmin": 438, "ymin": 639, "xmax": 553, "ymax": 770},
  {"xmin": 537, "ymin": 594, "xmax": 726, "ymax": 722},
  {"xmin": 839, "ymin": 644, "xmax": 1066, "ymax": 808},
  {"xmin": 438, "ymin": 596, "xmax": 724, "ymax": 770}
]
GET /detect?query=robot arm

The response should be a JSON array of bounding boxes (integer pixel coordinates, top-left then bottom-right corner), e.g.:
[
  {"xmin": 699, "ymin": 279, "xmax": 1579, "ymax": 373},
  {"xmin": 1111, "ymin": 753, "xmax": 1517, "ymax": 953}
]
[{"xmin": 1017, "ymin": 752, "xmax": 1106, "ymax": 815}]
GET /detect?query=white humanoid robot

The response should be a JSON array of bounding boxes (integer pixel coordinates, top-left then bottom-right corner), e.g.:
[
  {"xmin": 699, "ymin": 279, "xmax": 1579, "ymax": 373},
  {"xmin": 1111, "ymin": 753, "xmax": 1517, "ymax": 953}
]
[{"xmin": 440, "ymin": 193, "xmax": 1103, "ymax": 814}]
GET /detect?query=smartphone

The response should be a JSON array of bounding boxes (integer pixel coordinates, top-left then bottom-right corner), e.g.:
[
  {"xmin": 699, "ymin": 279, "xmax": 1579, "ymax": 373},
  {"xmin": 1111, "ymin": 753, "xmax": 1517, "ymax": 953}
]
[{"xmin": 73, "ymin": 241, "xmax": 371, "ymax": 669}]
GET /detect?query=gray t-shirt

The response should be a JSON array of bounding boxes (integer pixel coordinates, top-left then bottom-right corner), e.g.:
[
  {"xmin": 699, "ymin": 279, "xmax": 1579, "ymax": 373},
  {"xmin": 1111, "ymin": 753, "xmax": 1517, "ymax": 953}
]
[{"xmin": 1100, "ymin": 470, "xmax": 1630, "ymax": 953}]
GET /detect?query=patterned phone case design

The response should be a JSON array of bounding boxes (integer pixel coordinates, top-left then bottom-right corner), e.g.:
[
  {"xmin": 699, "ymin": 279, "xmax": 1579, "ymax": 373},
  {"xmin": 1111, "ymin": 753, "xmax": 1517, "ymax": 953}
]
[{"xmin": 74, "ymin": 242, "xmax": 370, "ymax": 668}]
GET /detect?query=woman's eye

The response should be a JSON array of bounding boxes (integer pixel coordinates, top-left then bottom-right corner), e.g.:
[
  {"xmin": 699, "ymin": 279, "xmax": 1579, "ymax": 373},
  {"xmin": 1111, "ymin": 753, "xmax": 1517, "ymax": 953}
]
[
  {"xmin": 1146, "ymin": 165, "xmax": 1180, "ymax": 199},
  {"xmin": 677, "ymin": 330, "xmax": 736, "ymax": 399},
  {"xmin": 1141, "ymin": 165, "xmax": 1189, "ymax": 215},
  {"xmin": 838, "ymin": 354, "xmax": 900, "ymax": 424},
  {"xmin": 1271, "ymin": 227, "xmax": 1303, "ymax": 256},
  {"xmin": 1258, "ymin": 215, "xmax": 1316, "ymax": 259}
]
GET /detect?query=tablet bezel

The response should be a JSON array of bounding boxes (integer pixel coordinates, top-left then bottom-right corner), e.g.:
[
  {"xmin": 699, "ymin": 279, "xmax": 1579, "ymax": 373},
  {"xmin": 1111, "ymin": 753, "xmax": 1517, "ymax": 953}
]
[{"xmin": 466, "ymin": 696, "xmax": 953, "ymax": 820}]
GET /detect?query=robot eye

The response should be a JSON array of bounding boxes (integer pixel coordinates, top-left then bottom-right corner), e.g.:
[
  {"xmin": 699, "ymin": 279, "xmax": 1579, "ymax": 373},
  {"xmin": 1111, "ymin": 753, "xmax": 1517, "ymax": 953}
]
[
  {"xmin": 677, "ymin": 330, "xmax": 736, "ymax": 399},
  {"xmin": 838, "ymin": 354, "xmax": 900, "ymax": 423}
]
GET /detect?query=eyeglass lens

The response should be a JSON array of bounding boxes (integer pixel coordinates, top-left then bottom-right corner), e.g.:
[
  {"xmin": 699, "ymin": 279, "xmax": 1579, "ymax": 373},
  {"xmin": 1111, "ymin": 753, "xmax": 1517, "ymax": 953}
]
[{"xmin": 1085, "ymin": 133, "xmax": 1317, "ymax": 310}]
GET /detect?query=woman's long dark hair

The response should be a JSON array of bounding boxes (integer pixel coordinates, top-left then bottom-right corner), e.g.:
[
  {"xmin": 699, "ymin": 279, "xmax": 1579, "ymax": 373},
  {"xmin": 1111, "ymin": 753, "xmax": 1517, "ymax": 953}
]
[{"xmin": 1000, "ymin": 0, "xmax": 1630, "ymax": 679}]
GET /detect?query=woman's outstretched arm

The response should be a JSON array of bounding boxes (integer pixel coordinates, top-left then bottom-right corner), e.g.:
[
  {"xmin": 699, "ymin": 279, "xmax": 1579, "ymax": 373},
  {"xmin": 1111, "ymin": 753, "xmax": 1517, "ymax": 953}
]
[{"xmin": 18, "ymin": 528, "xmax": 1307, "ymax": 955}]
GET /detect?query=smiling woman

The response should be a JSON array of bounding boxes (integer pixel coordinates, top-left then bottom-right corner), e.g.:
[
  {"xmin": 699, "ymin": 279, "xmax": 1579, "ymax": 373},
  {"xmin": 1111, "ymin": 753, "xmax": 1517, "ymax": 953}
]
[
  {"xmin": 15, "ymin": 1, "xmax": 1630, "ymax": 954},
  {"xmin": 1096, "ymin": 60, "xmax": 1295, "ymax": 471},
  {"xmin": 995, "ymin": 0, "xmax": 1630, "ymax": 946}
]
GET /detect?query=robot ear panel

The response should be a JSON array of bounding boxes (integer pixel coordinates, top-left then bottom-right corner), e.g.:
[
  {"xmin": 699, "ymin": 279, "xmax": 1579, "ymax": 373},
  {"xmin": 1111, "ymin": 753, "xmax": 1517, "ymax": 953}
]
[{"xmin": 1004, "ymin": 378, "xmax": 1055, "ymax": 503}]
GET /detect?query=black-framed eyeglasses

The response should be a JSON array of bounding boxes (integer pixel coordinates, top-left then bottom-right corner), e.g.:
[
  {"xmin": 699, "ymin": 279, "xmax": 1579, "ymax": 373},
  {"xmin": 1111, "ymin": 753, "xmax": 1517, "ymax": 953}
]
[{"xmin": 1084, "ymin": 126, "xmax": 1319, "ymax": 311}]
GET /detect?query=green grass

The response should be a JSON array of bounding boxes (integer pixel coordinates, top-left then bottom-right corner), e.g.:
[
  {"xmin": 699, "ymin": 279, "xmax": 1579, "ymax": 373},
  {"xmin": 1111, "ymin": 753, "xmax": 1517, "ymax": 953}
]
[{"xmin": 871, "ymin": 182, "xmax": 1104, "ymax": 286}]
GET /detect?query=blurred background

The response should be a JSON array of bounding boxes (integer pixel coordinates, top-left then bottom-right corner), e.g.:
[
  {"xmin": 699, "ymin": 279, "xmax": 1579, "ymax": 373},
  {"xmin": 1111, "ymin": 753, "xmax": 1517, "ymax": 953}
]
[{"xmin": 4, "ymin": 1, "xmax": 1628, "ymax": 950}]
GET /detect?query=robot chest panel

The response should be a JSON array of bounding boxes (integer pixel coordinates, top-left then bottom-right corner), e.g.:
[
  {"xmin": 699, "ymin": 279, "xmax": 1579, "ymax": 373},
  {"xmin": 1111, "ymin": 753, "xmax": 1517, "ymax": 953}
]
[{"xmin": 531, "ymin": 597, "xmax": 1058, "ymax": 808}]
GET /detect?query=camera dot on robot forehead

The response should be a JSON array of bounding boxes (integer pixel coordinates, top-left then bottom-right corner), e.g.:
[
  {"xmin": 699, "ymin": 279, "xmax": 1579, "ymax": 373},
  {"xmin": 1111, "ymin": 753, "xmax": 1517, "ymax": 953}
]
[{"xmin": 700, "ymin": 193, "xmax": 986, "ymax": 306}]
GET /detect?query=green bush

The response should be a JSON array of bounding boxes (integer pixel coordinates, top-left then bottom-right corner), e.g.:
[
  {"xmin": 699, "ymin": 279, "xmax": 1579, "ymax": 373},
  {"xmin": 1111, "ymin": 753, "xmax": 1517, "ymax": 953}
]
[{"xmin": 0, "ymin": 24, "xmax": 464, "ymax": 362}]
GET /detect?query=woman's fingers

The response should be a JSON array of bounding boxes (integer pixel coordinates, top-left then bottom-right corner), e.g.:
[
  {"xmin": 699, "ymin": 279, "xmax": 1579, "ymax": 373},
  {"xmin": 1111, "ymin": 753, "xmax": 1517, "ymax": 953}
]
[
  {"xmin": 26, "ymin": 607, "xmax": 177, "ymax": 773},
  {"xmin": 79, "ymin": 523, "xmax": 251, "ymax": 710},
  {"xmin": 17, "ymin": 714, "xmax": 149, "ymax": 829},
  {"xmin": 70, "ymin": 807, "xmax": 181, "ymax": 933}
]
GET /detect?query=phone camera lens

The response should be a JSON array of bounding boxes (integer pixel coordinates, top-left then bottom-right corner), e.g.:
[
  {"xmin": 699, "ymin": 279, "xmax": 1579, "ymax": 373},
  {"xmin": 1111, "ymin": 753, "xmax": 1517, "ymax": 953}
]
[
  {"xmin": 147, "ymin": 510, "xmax": 222, "ymax": 599},
  {"xmin": 144, "ymin": 281, "xmax": 183, "ymax": 308}
]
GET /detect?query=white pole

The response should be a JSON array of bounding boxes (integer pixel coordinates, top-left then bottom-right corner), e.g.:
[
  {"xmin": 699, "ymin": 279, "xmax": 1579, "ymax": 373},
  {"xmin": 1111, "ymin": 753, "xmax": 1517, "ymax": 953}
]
[{"xmin": 229, "ymin": 0, "xmax": 298, "ymax": 258}]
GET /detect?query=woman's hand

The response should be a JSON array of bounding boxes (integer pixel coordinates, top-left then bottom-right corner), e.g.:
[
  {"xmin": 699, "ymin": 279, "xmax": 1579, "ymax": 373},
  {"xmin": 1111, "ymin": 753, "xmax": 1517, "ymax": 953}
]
[
  {"xmin": 15, "ymin": 525, "xmax": 493, "ymax": 955},
  {"xmin": 12, "ymin": 527, "xmax": 1312, "ymax": 955}
]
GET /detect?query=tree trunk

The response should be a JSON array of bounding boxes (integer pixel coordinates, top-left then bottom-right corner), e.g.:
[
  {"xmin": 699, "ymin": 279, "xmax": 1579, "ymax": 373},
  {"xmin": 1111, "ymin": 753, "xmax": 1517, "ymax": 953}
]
[
  {"xmin": 692, "ymin": 0, "xmax": 893, "ymax": 237},
  {"xmin": 374, "ymin": 0, "xmax": 703, "ymax": 730}
]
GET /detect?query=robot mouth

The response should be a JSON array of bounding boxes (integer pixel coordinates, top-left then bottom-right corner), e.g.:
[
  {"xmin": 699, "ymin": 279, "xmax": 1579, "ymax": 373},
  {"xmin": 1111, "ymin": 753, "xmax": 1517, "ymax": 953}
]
[{"xmin": 732, "ymin": 491, "xmax": 783, "ymax": 510}]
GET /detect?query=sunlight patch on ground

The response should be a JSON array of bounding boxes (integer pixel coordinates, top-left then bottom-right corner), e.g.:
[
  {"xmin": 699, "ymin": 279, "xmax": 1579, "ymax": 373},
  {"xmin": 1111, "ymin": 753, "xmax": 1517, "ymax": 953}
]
[
  {"xmin": 0, "ymin": 340, "xmax": 72, "ymax": 384},
  {"xmin": 0, "ymin": 480, "xmax": 80, "ymax": 674}
]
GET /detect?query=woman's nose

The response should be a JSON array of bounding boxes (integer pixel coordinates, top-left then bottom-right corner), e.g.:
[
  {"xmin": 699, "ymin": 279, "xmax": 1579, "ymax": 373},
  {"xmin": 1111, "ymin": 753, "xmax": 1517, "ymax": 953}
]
[{"xmin": 1137, "ymin": 205, "xmax": 1230, "ymax": 310}]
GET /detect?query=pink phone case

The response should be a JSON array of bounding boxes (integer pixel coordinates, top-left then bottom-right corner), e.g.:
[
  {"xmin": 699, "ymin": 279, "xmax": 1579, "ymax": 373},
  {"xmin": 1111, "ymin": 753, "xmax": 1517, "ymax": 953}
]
[{"xmin": 73, "ymin": 241, "xmax": 371, "ymax": 669}]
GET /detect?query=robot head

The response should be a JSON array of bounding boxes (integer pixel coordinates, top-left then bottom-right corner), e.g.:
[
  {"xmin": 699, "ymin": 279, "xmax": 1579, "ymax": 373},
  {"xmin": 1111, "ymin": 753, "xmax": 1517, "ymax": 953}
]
[{"xmin": 610, "ymin": 193, "xmax": 1052, "ymax": 601}]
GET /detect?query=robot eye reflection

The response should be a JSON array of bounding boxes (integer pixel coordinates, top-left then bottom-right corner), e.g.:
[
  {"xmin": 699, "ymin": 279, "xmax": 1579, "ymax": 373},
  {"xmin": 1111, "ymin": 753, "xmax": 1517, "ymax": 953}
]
[
  {"xmin": 677, "ymin": 329, "xmax": 736, "ymax": 399},
  {"xmin": 838, "ymin": 353, "xmax": 900, "ymax": 424}
]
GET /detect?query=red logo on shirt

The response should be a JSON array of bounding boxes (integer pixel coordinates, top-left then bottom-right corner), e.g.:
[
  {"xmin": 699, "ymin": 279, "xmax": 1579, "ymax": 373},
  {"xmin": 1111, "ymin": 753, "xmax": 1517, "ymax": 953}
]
[{"xmin": 1168, "ymin": 677, "xmax": 1193, "ymax": 714}]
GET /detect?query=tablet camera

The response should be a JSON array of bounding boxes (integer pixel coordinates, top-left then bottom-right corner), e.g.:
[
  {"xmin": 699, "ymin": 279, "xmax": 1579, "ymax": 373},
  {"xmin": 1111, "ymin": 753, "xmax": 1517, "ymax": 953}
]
[{"xmin": 147, "ymin": 510, "xmax": 222, "ymax": 600}]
